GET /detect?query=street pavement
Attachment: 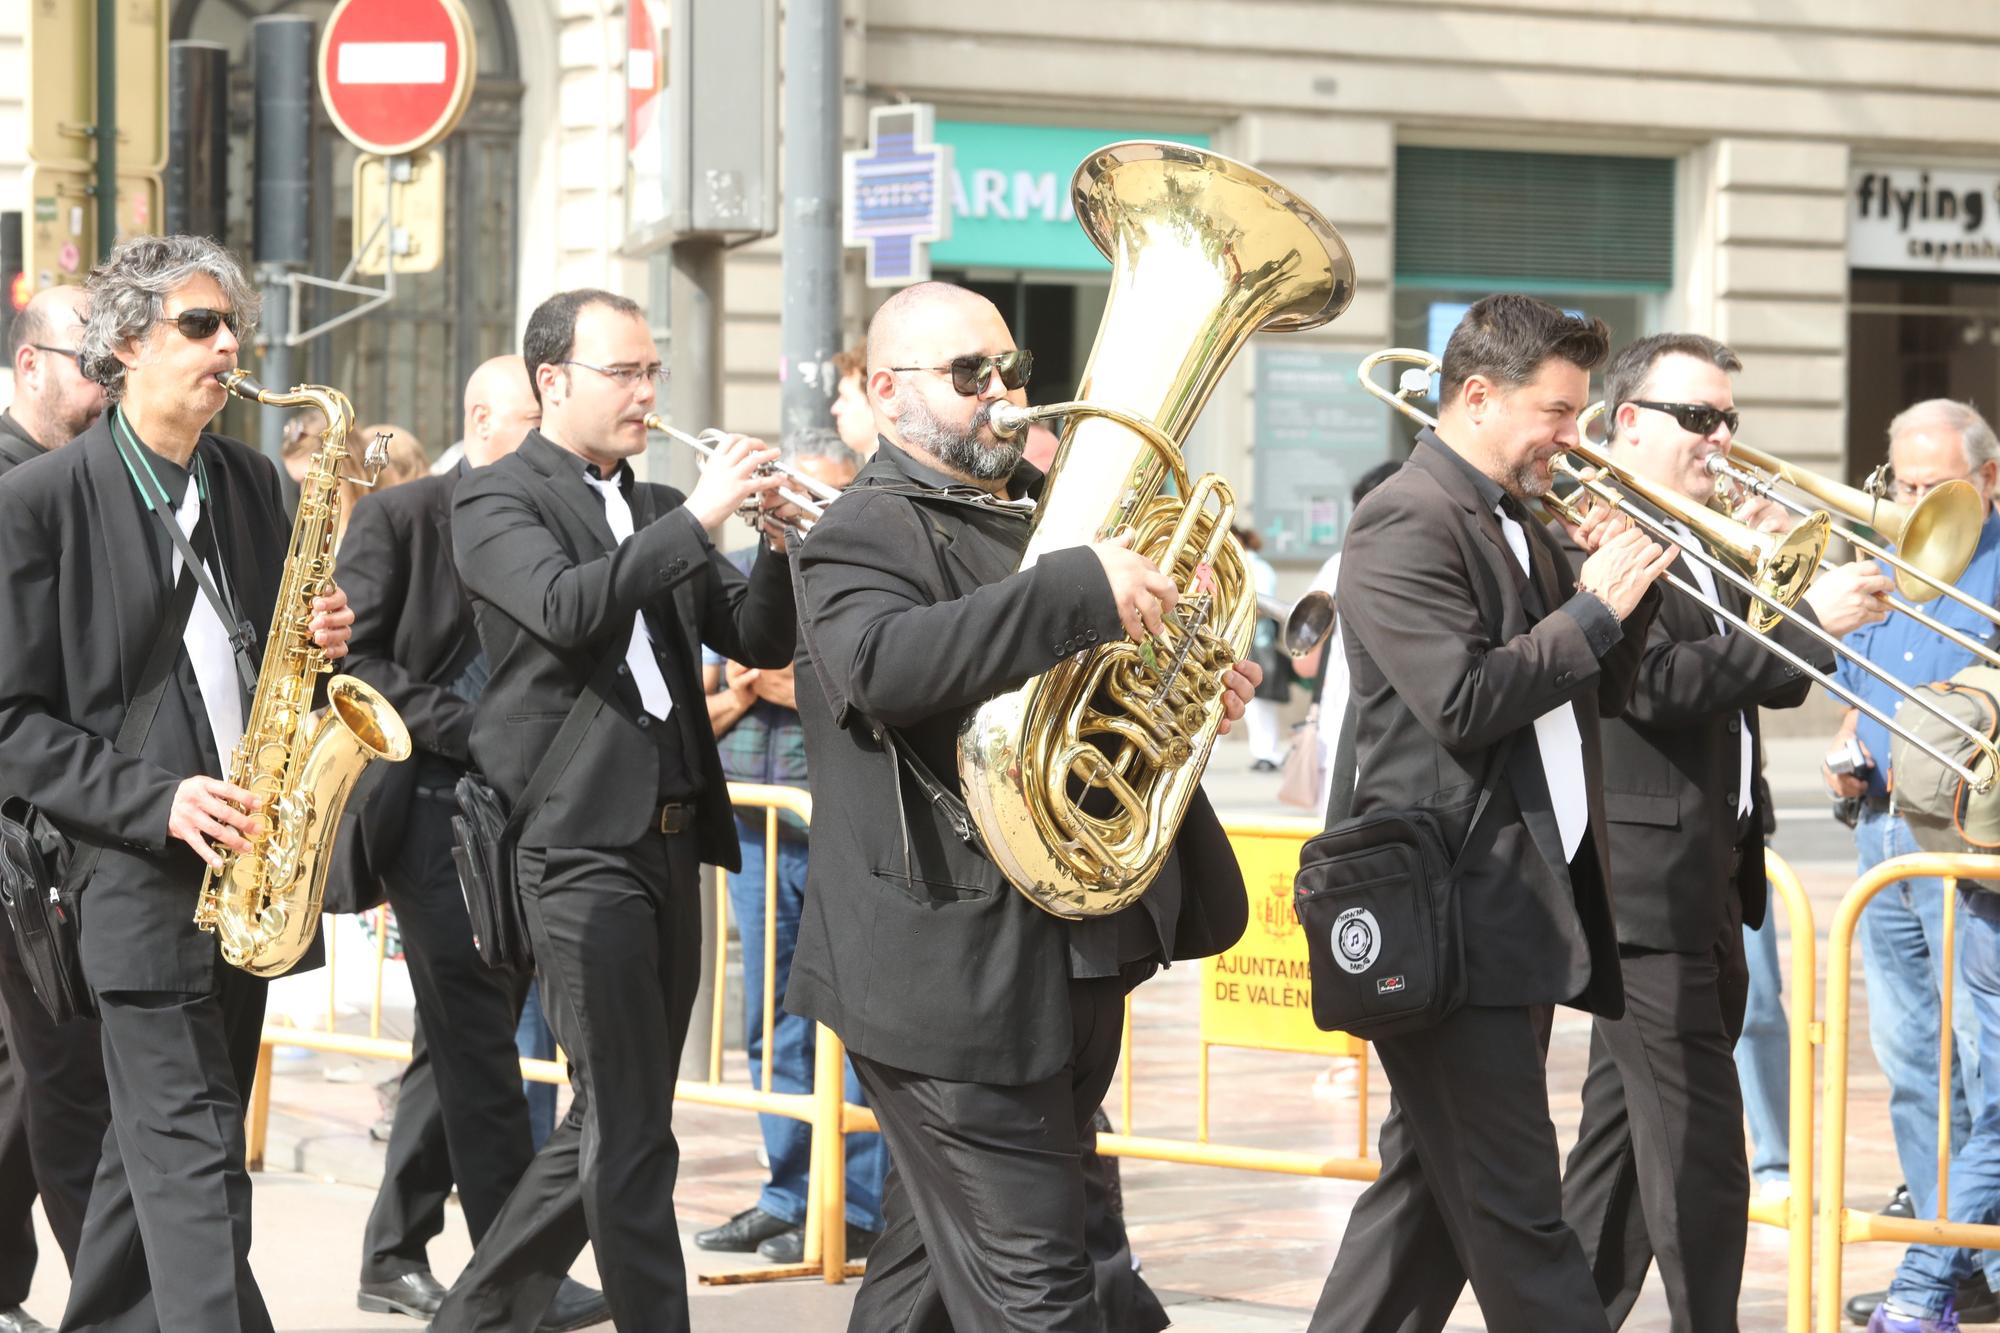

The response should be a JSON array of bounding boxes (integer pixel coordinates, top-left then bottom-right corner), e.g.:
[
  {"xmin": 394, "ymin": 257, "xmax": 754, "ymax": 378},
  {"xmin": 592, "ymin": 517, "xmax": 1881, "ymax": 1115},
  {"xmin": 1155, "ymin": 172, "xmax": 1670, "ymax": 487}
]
[{"xmin": 14, "ymin": 733, "xmax": 1923, "ymax": 1329}]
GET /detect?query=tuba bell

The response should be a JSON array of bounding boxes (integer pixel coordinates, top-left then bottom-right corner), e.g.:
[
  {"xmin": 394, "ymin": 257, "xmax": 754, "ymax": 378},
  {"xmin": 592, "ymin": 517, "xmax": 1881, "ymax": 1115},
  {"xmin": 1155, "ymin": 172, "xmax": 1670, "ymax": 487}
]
[{"xmin": 959, "ymin": 141, "xmax": 1356, "ymax": 919}]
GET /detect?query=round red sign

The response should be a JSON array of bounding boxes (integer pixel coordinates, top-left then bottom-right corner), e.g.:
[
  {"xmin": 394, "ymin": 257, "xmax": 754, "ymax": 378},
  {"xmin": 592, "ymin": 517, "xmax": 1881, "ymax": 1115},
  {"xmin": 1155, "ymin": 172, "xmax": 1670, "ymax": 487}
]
[{"xmin": 318, "ymin": 0, "xmax": 477, "ymax": 157}]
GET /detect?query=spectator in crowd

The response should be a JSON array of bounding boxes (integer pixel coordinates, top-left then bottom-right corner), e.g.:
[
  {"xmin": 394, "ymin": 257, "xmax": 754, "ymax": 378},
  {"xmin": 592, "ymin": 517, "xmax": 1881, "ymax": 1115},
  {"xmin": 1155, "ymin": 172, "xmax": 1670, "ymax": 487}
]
[
  {"xmin": 1831, "ymin": 399, "xmax": 2000, "ymax": 1329},
  {"xmin": 694, "ymin": 427, "xmax": 888, "ymax": 1265}
]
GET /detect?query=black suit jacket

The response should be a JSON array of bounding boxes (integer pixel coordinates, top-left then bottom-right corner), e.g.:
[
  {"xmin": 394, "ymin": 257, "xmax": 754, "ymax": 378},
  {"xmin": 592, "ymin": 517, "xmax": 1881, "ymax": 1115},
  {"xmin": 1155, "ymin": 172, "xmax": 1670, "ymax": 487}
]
[
  {"xmin": 1559, "ymin": 530, "xmax": 1837, "ymax": 950},
  {"xmin": 325, "ymin": 468, "xmax": 481, "ymax": 910},
  {"xmin": 451, "ymin": 431, "xmax": 795, "ymax": 863},
  {"xmin": 0, "ymin": 411, "xmax": 47, "ymax": 472},
  {"xmin": 785, "ymin": 440, "xmax": 1250, "ymax": 1086},
  {"xmin": 1336, "ymin": 431, "xmax": 1658, "ymax": 1019},
  {"xmin": 0, "ymin": 416, "xmax": 292, "ymax": 991}
]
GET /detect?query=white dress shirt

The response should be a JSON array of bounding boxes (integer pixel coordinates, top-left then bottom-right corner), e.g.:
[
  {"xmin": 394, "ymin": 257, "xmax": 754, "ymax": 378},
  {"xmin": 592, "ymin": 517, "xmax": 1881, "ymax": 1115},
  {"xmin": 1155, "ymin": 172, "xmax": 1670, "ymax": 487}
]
[
  {"xmin": 1673, "ymin": 521, "xmax": 1754, "ymax": 819},
  {"xmin": 1495, "ymin": 506, "xmax": 1588, "ymax": 861},
  {"xmin": 172, "ymin": 474, "xmax": 246, "ymax": 765},
  {"xmin": 582, "ymin": 469, "xmax": 674, "ymax": 720}
]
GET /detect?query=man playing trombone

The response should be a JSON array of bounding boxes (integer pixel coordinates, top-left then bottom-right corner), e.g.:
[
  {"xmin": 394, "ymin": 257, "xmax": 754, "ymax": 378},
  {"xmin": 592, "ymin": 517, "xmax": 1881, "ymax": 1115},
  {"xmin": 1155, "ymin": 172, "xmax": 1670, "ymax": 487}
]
[
  {"xmin": 1555, "ymin": 333, "xmax": 1892, "ymax": 1330},
  {"xmin": 1830, "ymin": 400, "xmax": 2000, "ymax": 1332},
  {"xmin": 1315, "ymin": 295, "xmax": 1675, "ymax": 1333}
]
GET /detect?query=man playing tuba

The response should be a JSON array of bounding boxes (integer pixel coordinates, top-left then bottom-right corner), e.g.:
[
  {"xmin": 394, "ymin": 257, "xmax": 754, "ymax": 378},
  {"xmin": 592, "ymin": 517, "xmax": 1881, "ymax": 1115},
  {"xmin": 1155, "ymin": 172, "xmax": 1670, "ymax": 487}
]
[{"xmin": 789, "ymin": 281, "xmax": 1261, "ymax": 1331}]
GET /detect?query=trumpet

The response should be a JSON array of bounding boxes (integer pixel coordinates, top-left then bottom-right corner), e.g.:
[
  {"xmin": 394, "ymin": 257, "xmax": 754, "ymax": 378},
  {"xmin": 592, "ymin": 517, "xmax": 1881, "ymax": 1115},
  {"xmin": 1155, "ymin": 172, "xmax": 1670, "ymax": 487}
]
[
  {"xmin": 1359, "ymin": 348, "xmax": 1999, "ymax": 794},
  {"xmin": 641, "ymin": 414, "xmax": 836, "ymax": 533}
]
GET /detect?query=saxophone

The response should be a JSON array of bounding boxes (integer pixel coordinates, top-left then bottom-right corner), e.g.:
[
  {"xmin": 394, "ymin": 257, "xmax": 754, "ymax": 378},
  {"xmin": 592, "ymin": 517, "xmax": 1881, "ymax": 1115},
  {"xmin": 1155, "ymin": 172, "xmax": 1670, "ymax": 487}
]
[
  {"xmin": 191, "ymin": 371, "xmax": 413, "ymax": 976},
  {"xmin": 957, "ymin": 141, "xmax": 1356, "ymax": 919}
]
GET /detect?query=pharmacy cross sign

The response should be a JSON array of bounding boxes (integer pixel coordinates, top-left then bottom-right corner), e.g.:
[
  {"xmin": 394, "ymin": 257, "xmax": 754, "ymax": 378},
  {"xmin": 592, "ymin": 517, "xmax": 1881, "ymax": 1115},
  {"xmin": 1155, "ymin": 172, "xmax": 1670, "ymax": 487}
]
[
  {"xmin": 318, "ymin": 0, "xmax": 478, "ymax": 157},
  {"xmin": 843, "ymin": 104, "xmax": 953, "ymax": 288}
]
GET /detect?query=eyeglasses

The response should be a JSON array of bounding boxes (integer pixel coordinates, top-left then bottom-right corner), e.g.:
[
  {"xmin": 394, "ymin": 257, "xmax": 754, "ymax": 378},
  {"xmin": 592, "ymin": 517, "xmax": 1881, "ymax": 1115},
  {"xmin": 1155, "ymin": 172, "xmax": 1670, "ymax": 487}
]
[
  {"xmin": 561, "ymin": 359, "xmax": 671, "ymax": 389},
  {"xmin": 157, "ymin": 307, "xmax": 241, "ymax": 341},
  {"xmin": 888, "ymin": 349, "xmax": 1034, "ymax": 397},
  {"xmin": 30, "ymin": 345, "xmax": 80, "ymax": 361},
  {"xmin": 1629, "ymin": 399, "xmax": 1740, "ymax": 438}
]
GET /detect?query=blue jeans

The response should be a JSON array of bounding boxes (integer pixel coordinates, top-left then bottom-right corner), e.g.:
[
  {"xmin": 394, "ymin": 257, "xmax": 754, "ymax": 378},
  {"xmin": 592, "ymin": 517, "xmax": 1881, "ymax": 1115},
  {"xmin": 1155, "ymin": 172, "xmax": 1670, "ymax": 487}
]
[
  {"xmin": 1857, "ymin": 805, "xmax": 1981, "ymax": 1221},
  {"xmin": 728, "ymin": 823, "xmax": 886, "ymax": 1232},
  {"xmin": 516, "ymin": 979, "xmax": 557, "ymax": 1152},
  {"xmin": 1887, "ymin": 891, "xmax": 2000, "ymax": 1312},
  {"xmin": 1737, "ymin": 906, "xmax": 1790, "ymax": 1184}
]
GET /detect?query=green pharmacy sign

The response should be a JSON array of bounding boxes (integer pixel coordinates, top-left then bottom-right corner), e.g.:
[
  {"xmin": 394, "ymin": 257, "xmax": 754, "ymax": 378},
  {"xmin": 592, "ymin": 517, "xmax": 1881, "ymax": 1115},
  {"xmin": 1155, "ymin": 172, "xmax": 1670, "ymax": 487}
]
[{"xmin": 931, "ymin": 121, "xmax": 1211, "ymax": 273}]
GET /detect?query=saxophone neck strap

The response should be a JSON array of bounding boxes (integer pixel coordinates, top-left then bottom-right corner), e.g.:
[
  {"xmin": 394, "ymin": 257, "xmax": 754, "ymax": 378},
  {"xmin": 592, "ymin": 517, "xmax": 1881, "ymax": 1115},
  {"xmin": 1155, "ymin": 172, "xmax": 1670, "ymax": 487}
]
[{"xmin": 110, "ymin": 409, "xmax": 260, "ymax": 697}]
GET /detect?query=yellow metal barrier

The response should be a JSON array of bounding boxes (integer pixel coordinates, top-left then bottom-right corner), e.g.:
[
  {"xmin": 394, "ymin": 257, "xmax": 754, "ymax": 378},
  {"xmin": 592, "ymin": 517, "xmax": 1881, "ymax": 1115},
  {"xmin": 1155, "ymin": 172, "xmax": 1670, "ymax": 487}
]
[
  {"xmin": 1760, "ymin": 849, "xmax": 1820, "ymax": 1333},
  {"xmin": 1817, "ymin": 851, "xmax": 2000, "ymax": 1333}
]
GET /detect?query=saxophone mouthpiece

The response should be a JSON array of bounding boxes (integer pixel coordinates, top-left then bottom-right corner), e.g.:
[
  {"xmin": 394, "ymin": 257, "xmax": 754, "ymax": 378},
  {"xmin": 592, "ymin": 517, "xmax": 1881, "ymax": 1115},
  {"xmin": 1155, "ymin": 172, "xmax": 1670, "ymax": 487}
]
[
  {"xmin": 218, "ymin": 369, "xmax": 266, "ymax": 401},
  {"xmin": 986, "ymin": 401, "xmax": 1034, "ymax": 440}
]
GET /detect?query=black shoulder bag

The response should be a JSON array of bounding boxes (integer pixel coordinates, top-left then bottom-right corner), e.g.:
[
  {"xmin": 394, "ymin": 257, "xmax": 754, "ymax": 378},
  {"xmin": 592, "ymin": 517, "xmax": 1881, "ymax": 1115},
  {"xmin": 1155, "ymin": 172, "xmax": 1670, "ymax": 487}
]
[
  {"xmin": 451, "ymin": 648, "xmax": 622, "ymax": 973},
  {"xmin": 0, "ymin": 519, "xmax": 212, "ymax": 1024},
  {"xmin": 1291, "ymin": 702, "xmax": 1515, "ymax": 1039}
]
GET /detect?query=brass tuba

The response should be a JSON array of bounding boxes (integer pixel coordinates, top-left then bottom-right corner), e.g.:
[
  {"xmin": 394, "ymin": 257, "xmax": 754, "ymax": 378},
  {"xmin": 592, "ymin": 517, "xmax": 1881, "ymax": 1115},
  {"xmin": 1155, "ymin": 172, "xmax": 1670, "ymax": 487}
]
[
  {"xmin": 191, "ymin": 372, "xmax": 413, "ymax": 976},
  {"xmin": 959, "ymin": 141, "xmax": 1355, "ymax": 918}
]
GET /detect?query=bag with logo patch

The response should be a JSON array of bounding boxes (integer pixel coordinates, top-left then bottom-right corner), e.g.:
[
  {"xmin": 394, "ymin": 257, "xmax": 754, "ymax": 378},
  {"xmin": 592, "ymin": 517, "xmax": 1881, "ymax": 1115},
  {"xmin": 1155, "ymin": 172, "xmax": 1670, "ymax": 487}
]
[{"xmin": 1293, "ymin": 703, "xmax": 1513, "ymax": 1039}]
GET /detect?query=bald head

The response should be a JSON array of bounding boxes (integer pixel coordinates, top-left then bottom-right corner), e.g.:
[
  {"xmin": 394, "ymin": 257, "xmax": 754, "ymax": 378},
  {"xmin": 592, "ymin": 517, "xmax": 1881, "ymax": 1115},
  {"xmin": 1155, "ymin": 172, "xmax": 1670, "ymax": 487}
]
[
  {"xmin": 864, "ymin": 282, "xmax": 1004, "ymax": 375},
  {"xmin": 462, "ymin": 354, "xmax": 540, "ymax": 467},
  {"xmin": 863, "ymin": 281, "xmax": 1028, "ymax": 490},
  {"xmin": 8, "ymin": 284, "xmax": 103, "ymax": 448}
]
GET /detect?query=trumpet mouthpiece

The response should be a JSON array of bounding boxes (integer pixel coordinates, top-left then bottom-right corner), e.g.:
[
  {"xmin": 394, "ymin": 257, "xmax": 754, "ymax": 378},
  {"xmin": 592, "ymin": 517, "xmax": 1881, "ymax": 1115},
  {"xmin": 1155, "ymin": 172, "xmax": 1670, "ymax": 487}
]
[
  {"xmin": 987, "ymin": 401, "xmax": 1034, "ymax": 439},
  {"xmin": 1704, "ymin": 454, "xmax": 1731, "ymax": 476}
]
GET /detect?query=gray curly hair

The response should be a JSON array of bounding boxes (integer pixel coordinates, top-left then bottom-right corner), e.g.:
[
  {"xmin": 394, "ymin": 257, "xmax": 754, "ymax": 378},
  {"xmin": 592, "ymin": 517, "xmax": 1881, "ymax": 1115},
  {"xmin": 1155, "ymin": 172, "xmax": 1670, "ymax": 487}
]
[{"xmin": 79, "ymin": 234, "xmax": 260, "ymax": 404}]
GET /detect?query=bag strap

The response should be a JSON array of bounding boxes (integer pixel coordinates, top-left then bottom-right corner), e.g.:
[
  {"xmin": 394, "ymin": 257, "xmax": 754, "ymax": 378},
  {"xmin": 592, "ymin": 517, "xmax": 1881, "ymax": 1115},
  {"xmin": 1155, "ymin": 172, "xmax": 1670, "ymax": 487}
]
[
  {"xmin": 63, "ymin": 520, "xmax": 212, "ymax": 895},
  {"xmin": 1323, "ymin": 693, "xmax": 1520, "ymax": 873},
  {"xmin": 499, "ymin": 645, "xmax": 626, "ymax": 846},
  {"xmin": 109, "ymin": 416, "xmax": 259, "ymax": 698}
]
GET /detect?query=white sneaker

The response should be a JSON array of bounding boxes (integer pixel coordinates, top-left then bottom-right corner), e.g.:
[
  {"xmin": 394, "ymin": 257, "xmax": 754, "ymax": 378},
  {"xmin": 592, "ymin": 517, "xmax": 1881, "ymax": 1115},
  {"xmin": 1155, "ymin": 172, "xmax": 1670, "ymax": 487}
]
[{"xmin": 1758, "ymin": 1177, "xmax": 1792, "ymax": 1202}]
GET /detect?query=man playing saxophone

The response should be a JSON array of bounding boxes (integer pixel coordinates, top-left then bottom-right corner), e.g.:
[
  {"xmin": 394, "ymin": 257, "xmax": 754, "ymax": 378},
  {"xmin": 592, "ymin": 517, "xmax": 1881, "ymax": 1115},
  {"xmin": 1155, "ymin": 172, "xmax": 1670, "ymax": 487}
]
[
  {"xmin": 789, "ymin": 280, "xmax": 1259, "ymax": 1331},
  {"xmin": 0, "ymin": 235, "xmax": 352, "ymax": 1331}
]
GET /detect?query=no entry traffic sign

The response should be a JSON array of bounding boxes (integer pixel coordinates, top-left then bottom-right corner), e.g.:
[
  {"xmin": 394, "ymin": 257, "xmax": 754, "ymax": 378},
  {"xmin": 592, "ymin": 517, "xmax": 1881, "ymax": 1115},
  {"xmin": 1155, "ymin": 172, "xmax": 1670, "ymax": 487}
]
[{"xmin": 318, "ymin": 0, "xmax": 477, "ymax": 157}]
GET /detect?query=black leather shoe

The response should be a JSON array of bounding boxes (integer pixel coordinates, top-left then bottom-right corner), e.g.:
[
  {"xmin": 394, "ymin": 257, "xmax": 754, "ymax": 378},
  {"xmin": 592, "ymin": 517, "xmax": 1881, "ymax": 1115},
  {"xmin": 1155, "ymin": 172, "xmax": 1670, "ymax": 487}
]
[
  {"xmin": 756, "ymin": 1222, "xmax": 881, "ymax": 1264},
  {"xmin": 1884, "ymin": 1184, "xmax": 1915, "ymax": 1218},
  {"xmin": 1847, "ymin": 1279, "xmax": 2000, "ymax": 1326},
  {"xmin": 357, "ymin": 1270, "xmax": 447, "ymax": 1319},
  {"xmin": 0, "ymin": 1305, "xmax": 54, "ymax": 1333},
  {"xmin": 536, "ymin": 1277, "xmax": 610, "ymax": 1332},
  {"xmin": 694, "ymin": 1205, "xmax": 793, "ymax": 1253}
]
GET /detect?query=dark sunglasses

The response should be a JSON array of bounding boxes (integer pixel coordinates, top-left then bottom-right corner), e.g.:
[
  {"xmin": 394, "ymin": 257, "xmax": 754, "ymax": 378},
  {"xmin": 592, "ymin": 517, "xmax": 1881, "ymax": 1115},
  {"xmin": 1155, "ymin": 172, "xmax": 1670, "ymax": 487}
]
[
  {"xmin": 890, "ymin": 349, "xmax": 1033, "ymax": 396},
  {"xmin": 158, "ymin": 307, "xmax": 240, "ymax": 341},
  {"xmin": 1629, "ymin": 399, "xmax": 1739, "ymax": 437}
]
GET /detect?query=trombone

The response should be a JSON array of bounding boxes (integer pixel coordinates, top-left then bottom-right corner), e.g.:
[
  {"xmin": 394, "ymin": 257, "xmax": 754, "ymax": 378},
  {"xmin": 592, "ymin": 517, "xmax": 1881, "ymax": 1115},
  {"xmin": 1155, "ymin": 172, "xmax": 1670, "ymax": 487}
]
[
  {"xmin": 642, "ymin": 413, "xmax": 837, "ymax": 533},
  {"xmin": 1257, "ymin": 591, "xmax": 1337, "ymax": 656},
  {"xmin": 1357, "ymin": 348, "xmax": 1998, "ymax": 793},
  {"xmin": 1581, "ymin": 405, "xmax": 2000, "ymax": 675}
]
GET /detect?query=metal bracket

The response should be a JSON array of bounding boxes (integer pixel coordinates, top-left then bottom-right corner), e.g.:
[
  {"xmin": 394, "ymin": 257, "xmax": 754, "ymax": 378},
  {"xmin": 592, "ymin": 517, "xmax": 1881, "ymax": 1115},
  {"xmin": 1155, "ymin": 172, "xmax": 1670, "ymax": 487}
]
[{"xmin": 283, "ymin": 154, "xmax": 410, "ymax": 348}]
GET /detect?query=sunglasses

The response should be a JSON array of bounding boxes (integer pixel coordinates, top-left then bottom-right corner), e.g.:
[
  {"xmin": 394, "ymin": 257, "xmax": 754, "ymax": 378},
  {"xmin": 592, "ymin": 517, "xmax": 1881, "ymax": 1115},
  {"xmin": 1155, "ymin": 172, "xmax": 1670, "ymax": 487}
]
[
  {"xmin": 1629, "ymin": 399, "xmax": 1739, "ymax": 437},
  {"xmin": 158, "ymin": 307, "xmax": 241, "ymax": 341},
  {"xmin": 889, "ymin": 349, "xmax": 1033, "ymax": 396}
]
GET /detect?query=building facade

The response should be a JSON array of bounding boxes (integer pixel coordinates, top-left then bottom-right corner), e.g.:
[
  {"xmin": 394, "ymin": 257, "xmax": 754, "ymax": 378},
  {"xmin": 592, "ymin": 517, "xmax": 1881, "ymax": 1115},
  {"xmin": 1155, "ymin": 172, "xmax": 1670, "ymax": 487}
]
[{"xmin": 5, "ymin": 1, "xmax": 2000, "ymax": 569}]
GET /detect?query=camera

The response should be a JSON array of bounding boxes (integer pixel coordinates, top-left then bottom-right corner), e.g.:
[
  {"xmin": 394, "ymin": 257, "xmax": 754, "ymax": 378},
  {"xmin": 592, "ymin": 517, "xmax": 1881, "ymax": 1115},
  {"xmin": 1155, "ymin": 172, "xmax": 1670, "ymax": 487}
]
[{"xmin": 1826, "ymin": 736, "xmax": 1870, "ymax": 778}]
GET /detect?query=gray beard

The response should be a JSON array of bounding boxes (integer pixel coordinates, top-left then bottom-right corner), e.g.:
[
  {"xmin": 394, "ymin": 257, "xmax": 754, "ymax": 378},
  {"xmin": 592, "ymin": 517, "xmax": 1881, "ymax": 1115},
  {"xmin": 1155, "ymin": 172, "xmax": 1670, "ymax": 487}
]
[{"xmin": 901, "ymin": 396, "xmax": 1021, "ymax": 481}]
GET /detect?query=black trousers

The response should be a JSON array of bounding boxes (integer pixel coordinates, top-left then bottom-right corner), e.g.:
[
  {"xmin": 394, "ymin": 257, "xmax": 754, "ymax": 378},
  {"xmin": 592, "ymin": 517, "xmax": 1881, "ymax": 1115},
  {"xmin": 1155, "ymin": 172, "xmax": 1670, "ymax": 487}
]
[
  {"xmin": 0, "ymin": 997, "xmax": 36, "ymax": 1308},
  {"xmin": 60, "ymin": 964, "xmax": 270, "ymax": 1333},
  {"xmin": 433, "ymin": 832, "xmax": 701, "ymax": 1333},
  {"xmin": 1310, "ymin": 1004, "xmax": 1610, "ymax": 1333},
  {"xmin": 0, "ymin": 909, "xmax": 109, "ymax": 1275},
  {"xmin": 1561, "ymin": 920, "xmax": 1752, "ymax": 1331},
  {"xmin": 361, "ymin": 796, "xmax": 534, "ymax": 1283},
  {"xmin": 846, "ymin": 974, "xmax": 1168, "ymax": 1333}
]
